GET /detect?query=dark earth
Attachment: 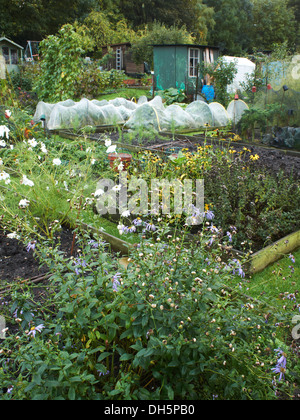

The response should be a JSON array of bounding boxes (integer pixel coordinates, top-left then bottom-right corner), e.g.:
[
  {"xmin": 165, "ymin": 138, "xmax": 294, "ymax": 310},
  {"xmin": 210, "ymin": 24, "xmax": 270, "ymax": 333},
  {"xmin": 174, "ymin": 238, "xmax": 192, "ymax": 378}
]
[{"xmin": 0, "ymin": 227, "xmax": 75, "ymax": 288}]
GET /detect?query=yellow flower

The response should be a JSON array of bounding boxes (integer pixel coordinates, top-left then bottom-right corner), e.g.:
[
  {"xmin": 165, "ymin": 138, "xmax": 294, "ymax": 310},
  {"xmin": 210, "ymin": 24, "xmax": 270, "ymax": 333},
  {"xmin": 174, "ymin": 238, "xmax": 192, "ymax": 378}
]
[{"xmin": 250, "ymin": 154, "xmax": 259, "ymax": 161}]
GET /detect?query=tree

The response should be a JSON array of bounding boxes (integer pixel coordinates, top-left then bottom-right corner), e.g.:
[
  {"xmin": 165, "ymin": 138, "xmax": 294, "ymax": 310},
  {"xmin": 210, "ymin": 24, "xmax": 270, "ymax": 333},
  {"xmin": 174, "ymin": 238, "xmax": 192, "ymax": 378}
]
[
  {"xmin": 130, "ymin": 22, "xmax": 195, "ymax": 67},
  {"xmin": 0, "ymin": 0, "xmax": 94, "ymax": 46},
  {"xmin": 203, "ymin": 0, "xmax": 254, "ymax": 54},
  {"xmin": 117, "ymin": 0, "xmax": 214, "ymax": 42},
  {"xmin": 249, "ymin": 0, "xmax": 297, "ymax": 52},
  {"xmin": 83, "ymin": 11, "xmax": 136, "ymax": 47}
]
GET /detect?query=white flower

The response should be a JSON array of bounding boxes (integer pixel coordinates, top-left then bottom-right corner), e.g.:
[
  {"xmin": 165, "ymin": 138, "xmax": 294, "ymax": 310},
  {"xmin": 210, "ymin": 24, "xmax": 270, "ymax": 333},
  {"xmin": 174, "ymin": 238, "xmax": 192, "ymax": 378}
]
[
  {"xmin": 0, "ymin": 125, "xmax": 10, "ymax": 139},
  {"xmin": 19, "ymin": 199, "xmax": 30, "ymax": 208},
  {"xmin": 86, "ymin": 147, "xmax": 92, "ymax": 153},
  {"xmin": 105, "ymin": 138, "xmax": 112, "ymax": 147},
  {"xmin": 28, "ymin": 138, "xmax": 38, "ymax": 148},
  {"xmin": 7, "ymin": 232, "xmax": 20, "ymax": 240},
  {"xmin": 121, "ymin": 209, "xmax": 130, "ymax": 217},
  {"xmin": 106, "ymin": 145, "xmax": 117, "ymax": 154},
  {"xmin": 112, "ymin": 184, "xmax": 121, "ymax": 192},
  {"xmin": 21, "ymin": 175, "xmax": 34, "ymax": 187},
  {"xmin": 94, "ymin": 188, "xmax": 104, "ymax": 197},
  {"xmin": 0, "ymin": 140, "xmax": 6, "ymax": 147},
  {"xmin": 40, "ymin": 142, "xmax": 48, "ymax": 154},
  {"xmin": 91, "ymin": 158, "xmax": 96, "ymax": 165},
  {"xmin": 5, "ymin": 110, "xmax": 11, "ymax": 118},
  {"xmin": 117, "ymin": 162, "xmax": 124, "ymax": 171},
  {"xmin": 52, "ymin": 158, "xmax": 62, "ymax": 166},
  {"xmin": 0, "ymin": 171, "xmax": 10, "ymax": 182},
  {"xmin": 117, "ymin": 223, "xmax": 126, "ymax": 235}
]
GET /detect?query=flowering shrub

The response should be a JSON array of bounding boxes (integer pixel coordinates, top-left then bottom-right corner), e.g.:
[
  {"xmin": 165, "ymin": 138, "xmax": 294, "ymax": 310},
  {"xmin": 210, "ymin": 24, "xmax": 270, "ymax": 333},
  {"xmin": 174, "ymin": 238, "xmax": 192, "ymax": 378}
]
[
  {"xmin": 131, "ymin": 147, "xmax": 300, "ymax": 252},
  {"xmin": 0, "ymin": 223, "xmax": 298, "ymax": 400}
]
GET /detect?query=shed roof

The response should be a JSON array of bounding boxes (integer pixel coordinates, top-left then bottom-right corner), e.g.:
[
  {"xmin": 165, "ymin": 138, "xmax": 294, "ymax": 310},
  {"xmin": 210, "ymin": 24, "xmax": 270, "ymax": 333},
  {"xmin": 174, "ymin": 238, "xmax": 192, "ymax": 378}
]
[
  {"xmin": 0, "ymin": 37, "xmax": 24, "ymax": 50},
  {"xmin": 152, "ymin": 44, "xmax": 219, "ymax": 50}
]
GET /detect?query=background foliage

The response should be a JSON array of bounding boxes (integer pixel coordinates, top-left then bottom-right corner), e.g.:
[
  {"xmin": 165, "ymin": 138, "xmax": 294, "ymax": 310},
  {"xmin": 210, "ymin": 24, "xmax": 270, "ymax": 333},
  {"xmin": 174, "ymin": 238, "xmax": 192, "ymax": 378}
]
[{"xmin": 0, "ymin": 0, "xmax": 298, "ymax": 55}]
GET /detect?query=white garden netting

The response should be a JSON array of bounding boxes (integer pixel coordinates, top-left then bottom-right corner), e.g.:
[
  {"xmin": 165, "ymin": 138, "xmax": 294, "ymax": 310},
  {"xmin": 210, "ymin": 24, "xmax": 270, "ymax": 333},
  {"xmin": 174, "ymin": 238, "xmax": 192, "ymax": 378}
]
[{"xmin": 33, "ymin": 95, "xmax": 248, "ymax": 131}]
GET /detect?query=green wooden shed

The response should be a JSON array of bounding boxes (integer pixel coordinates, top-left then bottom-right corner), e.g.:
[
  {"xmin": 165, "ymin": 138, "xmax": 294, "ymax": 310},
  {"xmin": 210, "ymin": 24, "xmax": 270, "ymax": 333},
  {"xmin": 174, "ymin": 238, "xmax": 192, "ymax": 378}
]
[
  {"xmin": 153, "ymin": 44, "xmax": 220, "ymax": 96},
  {"xmin": 0, "ymin": 37, "xmax": 24, "ymax": 73}
]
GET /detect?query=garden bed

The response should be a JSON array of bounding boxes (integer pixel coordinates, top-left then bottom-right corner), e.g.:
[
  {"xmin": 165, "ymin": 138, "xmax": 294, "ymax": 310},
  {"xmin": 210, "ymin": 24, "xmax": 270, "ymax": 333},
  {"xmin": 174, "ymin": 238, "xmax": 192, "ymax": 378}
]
[
  {"xmin": 0, "ymin": 227, "xmax": 75, "ymax": 287},
  {"xmin": 103, "ymin": 131, "xmax": 300, "ymax": 179}
]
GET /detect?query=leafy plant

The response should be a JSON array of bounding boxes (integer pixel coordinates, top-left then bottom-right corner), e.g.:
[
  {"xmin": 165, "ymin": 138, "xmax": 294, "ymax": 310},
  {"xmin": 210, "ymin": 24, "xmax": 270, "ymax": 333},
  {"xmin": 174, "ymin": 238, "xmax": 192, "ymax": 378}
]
[
  {"xmin": 157, "ymin": 88, "xmax": 186, "ymax": 105},
  {"xmin": 201, "ymin": 57, "xmax": 238, "ymax": 107},
  {"xmin": 34, "ymin": 24, "xmax": 93, "ymax": 102},
  {"xmin": 238, "ymin": 103, "xmax": 283, "ymax": 140}
]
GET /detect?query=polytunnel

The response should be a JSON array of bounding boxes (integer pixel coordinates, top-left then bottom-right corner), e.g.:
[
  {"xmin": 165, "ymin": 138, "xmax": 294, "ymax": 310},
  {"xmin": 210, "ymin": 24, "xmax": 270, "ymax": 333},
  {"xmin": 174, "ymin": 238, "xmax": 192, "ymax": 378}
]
[{"xmin": 33, "ymin": 95, "xmax": 249, "ymax": 131}]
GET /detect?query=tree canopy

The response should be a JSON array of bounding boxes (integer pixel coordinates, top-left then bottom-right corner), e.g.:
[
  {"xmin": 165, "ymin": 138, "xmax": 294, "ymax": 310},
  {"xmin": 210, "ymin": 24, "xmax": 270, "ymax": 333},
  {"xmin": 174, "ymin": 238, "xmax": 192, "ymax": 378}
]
[{"xmin": 1, "ymin": 0, "xmax": 298, "ymax": 53}]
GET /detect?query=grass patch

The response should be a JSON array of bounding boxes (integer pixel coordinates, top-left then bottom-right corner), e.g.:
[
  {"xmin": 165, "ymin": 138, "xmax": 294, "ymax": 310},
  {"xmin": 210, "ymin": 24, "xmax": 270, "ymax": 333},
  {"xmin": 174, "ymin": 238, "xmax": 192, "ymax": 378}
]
[
  {"xmin": 98, "ymin": 87, "xmax": 152, "ymax": 102},
  {"xmin": 246, "ymin": 248, "xmax": 300, "ymax": 301}
]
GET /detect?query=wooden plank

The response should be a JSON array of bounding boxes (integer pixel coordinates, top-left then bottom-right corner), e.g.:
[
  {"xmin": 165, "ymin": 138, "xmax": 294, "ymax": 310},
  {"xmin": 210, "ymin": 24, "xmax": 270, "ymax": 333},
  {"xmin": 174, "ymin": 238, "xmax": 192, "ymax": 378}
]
[{"xmin": 249, "ymin": 230, "xmax": 300, "ymax": 274}]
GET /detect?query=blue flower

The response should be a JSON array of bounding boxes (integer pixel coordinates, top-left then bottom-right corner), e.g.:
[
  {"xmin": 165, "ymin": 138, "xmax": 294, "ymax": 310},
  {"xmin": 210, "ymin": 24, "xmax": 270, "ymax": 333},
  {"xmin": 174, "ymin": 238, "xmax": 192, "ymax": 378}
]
[
  {"xmin": 205, "ymin": 210, "xmax": 215, "ymax": 221},
  {"xmin": 112, "ymin": 272, "xmax": 121, "ymax": 292},
  {"xmin": 74, "ymin": 258, "xmax": 87, "ymax": 275}
]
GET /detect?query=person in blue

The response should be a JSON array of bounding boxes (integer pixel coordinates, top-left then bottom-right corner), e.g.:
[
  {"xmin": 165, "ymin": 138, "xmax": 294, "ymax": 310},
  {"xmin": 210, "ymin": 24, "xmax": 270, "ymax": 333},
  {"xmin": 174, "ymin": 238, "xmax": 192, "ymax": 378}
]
[{"xmin": 201, "ymin": 84, "xmax": 215, "ymax": 102}]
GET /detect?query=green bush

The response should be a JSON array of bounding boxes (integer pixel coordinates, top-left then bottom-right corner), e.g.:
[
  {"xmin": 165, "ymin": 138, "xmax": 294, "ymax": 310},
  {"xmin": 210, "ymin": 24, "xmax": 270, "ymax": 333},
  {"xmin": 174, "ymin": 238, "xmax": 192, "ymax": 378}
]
[{"xmin": 74, "ymin": 66, "xmax": 125, "ymax": 99}]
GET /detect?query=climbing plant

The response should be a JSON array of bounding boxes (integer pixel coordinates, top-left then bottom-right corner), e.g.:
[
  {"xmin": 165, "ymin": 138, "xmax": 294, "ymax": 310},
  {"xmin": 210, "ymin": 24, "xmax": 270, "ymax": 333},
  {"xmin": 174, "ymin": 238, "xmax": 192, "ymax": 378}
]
[{"xmin": 34, "ymin": 24, "xmax": 93, "ymax": 102}]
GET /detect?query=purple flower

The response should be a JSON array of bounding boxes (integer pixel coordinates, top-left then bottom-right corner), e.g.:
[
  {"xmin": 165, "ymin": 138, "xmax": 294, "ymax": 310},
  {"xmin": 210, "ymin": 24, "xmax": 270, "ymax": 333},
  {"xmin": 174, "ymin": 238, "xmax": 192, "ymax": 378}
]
[
  {"xmin": 88, "ymin": 240, "xmax": 99, "ymax": 248},
  {"xmin": 133, "ymin": 218, "xmax": 143, "ymax": 226},
  {"xmin": 145, "ymin": 222, "xmax": 156, "ymax": 232},
  {"xmin": 26, "ymin": 241, "xmax": 36, "ymax": 252},
  {"xmin": 98, "ymin": 370, "xmax": 110, "ymax": 377},
  {"xmin": 231, "ymin": 259, "xmax": 245, "ymax": 278},
  {"xmin": 208, "ymin": 223, "xmax": 219, "ymax": 233},
  {"xmin": 208, "ymin": 237, "xmax": 214, "ymax": 247},
  {"xmin": 226, "ymin": 231, "xmax": 233, "ymax": 242},
  {"xmin": 205, "ymin": 210, "xmax": 215, "ymax": 221},
  {"xmin": 289, "ymin": 254, "xmax": 295, "ymax": 263},
  {"xmin": 74, "ymin": 258, "xmax": 87, "ymax": 275},
  {"xmin": 272, "ymin": 349, "xmax": 287, "ymax": 381},
  {"xmin": 26, "ymin": 324, "xmax": 45, "ymax": 338},
  {"xmin": 127, "ymin": 225, "xmax": 137, "ymax": 233},
  {"xmin": 112, "ymin": 272, "xmax": 121, "ymax": 292}
]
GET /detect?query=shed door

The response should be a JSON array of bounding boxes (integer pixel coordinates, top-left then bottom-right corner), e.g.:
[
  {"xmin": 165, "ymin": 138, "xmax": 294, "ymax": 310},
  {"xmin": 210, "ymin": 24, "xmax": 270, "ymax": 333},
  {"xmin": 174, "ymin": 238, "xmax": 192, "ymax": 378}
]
[{"xmin": 153, "ymin": 47, "xmax": 176, "ymax": 91}]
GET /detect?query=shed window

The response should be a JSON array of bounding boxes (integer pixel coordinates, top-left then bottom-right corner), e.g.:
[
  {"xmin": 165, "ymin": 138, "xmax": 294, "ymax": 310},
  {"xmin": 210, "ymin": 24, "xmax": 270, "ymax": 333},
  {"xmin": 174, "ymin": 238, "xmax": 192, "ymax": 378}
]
[
  {"xmin": 189, "ymin": 48, "xmax": 200, "ymax": 77},
  {"xmin": 11, "ymin": 49, "xmax": 18, "ymax": 64},
  {"xmin": 2, "ymin": 47, "xmax": 10, "ymax": 64}
]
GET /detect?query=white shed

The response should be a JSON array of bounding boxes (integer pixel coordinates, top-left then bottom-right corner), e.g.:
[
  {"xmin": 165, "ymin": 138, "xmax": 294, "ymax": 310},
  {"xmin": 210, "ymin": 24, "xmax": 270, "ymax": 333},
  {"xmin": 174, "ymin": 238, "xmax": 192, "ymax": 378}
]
[{"xmin": 223, "ymin": 56, "xmax": 256, "ymax": 93}]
